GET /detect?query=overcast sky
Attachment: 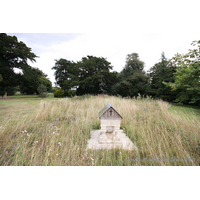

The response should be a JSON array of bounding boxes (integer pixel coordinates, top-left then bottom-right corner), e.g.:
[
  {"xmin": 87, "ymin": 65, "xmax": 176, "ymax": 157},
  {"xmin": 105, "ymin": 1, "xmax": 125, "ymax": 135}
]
[
  {"xmin": 7, "ymin": 32, "xmax": 199, "ymax": 86},
  {"xmin": 3, "ymin": 0, "xmax": 200, "ymax": 86}
]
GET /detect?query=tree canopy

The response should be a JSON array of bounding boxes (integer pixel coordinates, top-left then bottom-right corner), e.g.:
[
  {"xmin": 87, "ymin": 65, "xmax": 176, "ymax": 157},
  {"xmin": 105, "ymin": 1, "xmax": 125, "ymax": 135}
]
[
  {"xmin": 52, "ymin": 56, "xmax": 117, "ymax": 95},
  {"xmin": 112, "ymin": 53, "xmax": 149, "ymax": 97},
  {"xmin": 0, "ymin": 33, "xmax": 37, "ymax": 98},
  {"xmin": 52, "ymin": 59, "xmax": 78, "ymax": 90},
  {"xmin": 20, "ymin": 66, "xmax": 52, "ymax": 94},
  {"xmin": 165, "ymin": 40, "xmax": 200, "ymax": 104},
  {"xmin": 148, "ymin": 52, "xmax": 179, "ymax": 101}
]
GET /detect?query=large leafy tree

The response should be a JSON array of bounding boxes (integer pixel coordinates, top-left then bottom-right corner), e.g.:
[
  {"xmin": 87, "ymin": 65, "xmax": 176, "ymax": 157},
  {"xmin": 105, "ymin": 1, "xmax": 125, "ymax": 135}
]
[
  {"xmin": 148, "ymin": 52, "xmax": 179, "ymax": 101},
  {"xmin": 52, "ymin": 56, "xmax": 117, "ymax": 95},
  {"xmin": 20, "ymin": 66, "xmax": 52, "ymax": 94},
  {"xmin": 165, "ymin": 40, "xmax": 200, "ymax": 104},
  {"xmin": 0, "ymin": 33, "xmax": 37, "ymax": 98},
  {"xmin": 112, "ymin": 53, "xmax": 149, "ymax": 97},
  {"xmin": 52, "ymin": 59, "xmax": 78, "ymax": 90},
  {"xmin": 76, "ymin": 56, "xmax": 115, "ymax": 95}
]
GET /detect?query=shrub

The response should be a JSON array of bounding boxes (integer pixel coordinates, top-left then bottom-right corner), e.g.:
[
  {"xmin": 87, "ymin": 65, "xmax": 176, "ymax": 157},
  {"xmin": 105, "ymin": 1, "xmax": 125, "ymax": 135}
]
[
  {"xmin": 54, "ymin": 89, "xmax": 65, "ymax": 98},
  {"xmin": 37, "ymin": 84, "xmax": 48, "ymax": 98},
  {"xmin": 54, "ymin": 89, "xmax": 76, "ymax": 98},
  {"xmin": 66, "ymin": 90, "xmax": 76, "ymax": 97}
]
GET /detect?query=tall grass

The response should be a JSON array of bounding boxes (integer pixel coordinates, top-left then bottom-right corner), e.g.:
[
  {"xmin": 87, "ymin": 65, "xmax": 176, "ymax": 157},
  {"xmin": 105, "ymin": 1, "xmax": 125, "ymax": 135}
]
[{"xmin": 0, "ymin": 96, "xmax": 199, "ymax": 166}]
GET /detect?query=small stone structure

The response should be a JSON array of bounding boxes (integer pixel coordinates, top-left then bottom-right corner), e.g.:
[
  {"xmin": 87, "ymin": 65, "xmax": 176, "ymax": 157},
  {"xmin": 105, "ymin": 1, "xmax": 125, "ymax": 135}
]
[
  {"xmin": 87, "ymin": 103, "xmax": 138, "ymax": 150},
  {"xmin": 98, "ymin": 103, "xmax": 122, "ymax": 144}
]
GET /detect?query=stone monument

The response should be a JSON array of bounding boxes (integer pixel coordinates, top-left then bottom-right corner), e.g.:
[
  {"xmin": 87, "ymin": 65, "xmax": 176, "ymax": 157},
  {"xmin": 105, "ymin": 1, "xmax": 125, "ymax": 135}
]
[
  {"xmin": 98, "ymin": 103, "xmax": 122, "ymax": 144},
  {"xmin": 87, "ymin": 103, "xmax": 138, "ymax": 150}
]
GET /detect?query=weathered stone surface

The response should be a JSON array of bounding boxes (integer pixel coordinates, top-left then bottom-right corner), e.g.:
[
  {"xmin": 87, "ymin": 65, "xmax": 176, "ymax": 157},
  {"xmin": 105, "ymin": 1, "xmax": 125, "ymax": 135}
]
[
  {"xmin": 89, "ymin": 103, "xmax": 137, "ymax": 150},
  {"xmin": 87, "ymin": 130, "xmax": 138, "ymax": 150}
]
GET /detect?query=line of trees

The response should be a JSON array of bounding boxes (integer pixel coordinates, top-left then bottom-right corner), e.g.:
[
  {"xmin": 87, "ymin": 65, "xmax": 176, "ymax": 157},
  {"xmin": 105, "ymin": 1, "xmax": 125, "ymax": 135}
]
[
  {"xmin": 53, "ymin": 40, "xmax": 200, "ymax": 105},
  {"xmin": 0, "ymin": 33, "xmax": 52, "ymax": 98},
  {"xmin": 1, "ymin": 33, "xmax": 199, "ymax": 105}
]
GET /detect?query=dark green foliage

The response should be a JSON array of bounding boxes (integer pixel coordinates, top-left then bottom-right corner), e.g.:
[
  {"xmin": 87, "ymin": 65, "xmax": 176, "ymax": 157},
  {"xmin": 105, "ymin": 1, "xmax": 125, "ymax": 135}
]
[
  {"xmin": 50, "ymin": 87, "xmax": 59, "ymax": 93},
  {"xmin": 165, "ymin": 41, "xmax": 200, "ymax": 105},
  {"xmin": 54, "ymin": 88, "xmax": 76, "ymax": 98},
  {"xmin": 0, "ymin": 33, "xmax": 37, "ymax": 97},
  {"xmin": 0, "ymin": 86, "xmax": 17, "ymax": 96},
  {"xmin": 76, "ymin": 56, "xmax": 116, "ymax": 95},
  {"xmin": 148, "ymin": 52, "xmax": 179, "ymax": 101},
  {"xmin": 52, "ymin": 56, "xmax": 117, "ymax": 96},
  {"xmin": 20, "ymin": 66, "xmax": 52, "ymax": 95},
  {"xmin": 37, "ymin": 84, "xmax": 48, "ymax": 98},
  {"xmin": 52, "ymin": 59, "xmax": 78, "ymax": 90},
  {"xmin": 112, "ymin": 53, "xmax": 149, "ymax": 97},
  {"xmin": 38, "ymin": 76, "xmax": 52, "ymax": 92},
  {"xmin": 0, "ymin": 58, "xmax": 22, "ymax": 96},
  {"xmin": 64, "ymin": 90, "xmax": 76, "ymax": 97}
]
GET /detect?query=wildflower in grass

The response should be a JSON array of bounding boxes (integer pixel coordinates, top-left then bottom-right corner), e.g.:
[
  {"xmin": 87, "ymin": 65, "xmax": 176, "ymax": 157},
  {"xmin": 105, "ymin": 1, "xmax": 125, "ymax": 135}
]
[
  {"xmin": 58, "ymin": 142, "xmax": 61, "ymax": 147},
  {"xmin": 50, "ymin": 149, "xmax": 52, "ymax": 151},
  {"xmin": 24, "ymin": 130, "xmax": 27, "ymax": 133},
  {"xmin": 33, "ymin": 141, "xmax": 38, "ymax": 145},
  {"xmin": 27, "ymin": 134, "xmax": 30, "ymax": 137},
  {"xmin": 56, "ymin": 133, "xmax": 59, "ymax": 136},
  {"xmin": 53, "ymin": 132, "xmax": 55, "ymax": 134},
  {"xmin": 56, "ymin": 154, "xmax": 58, "ymax": 156},
  {"xmin": 82, "ymin": 153, "xmax": 94, "ymax": 166}
]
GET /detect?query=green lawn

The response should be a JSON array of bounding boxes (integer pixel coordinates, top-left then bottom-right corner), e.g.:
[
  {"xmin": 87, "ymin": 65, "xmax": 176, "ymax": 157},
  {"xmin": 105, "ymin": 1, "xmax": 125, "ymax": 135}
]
[
  {"xmin": 7, "ymin": 93, "xmax": 54, "ymax": 98},
  {"xmin": 169, "ymin": 103, "xmax": 200, "ymax": 119},
  {"xmin": 0, "ymin": 93, "xmax": 55, "ymax": 125}
]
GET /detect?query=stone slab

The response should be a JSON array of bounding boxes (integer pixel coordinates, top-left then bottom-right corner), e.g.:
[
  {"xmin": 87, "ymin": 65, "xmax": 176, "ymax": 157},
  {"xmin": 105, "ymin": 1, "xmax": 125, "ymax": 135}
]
[{"xmin": 87, "ymin": 130, "xmax": 138, "ymax": 151}]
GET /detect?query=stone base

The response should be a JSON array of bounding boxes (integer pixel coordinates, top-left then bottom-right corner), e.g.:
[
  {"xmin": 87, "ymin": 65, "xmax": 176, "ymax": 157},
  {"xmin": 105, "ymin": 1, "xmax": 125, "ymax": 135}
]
[
  {"xmin": 98, "ymin": 131, "xmax": 121, "ymax": 144},
  {"xmin": 87, "ymin": 130, "xmax": 138, "ymax": 150}
]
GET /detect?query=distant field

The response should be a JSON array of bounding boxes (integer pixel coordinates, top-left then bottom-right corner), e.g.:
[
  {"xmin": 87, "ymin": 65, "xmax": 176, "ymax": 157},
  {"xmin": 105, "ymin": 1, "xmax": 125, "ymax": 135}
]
[
  {"xmin": 0, "ymin": 95, "xmax": 199, "ymax": 166},
  {"xmin": 6, "ymin": 93, "xmax": 54, "ymax": 98},
  {"xmin": 169, "ymin": 103, "xmax": 200, "ymax": 119}
]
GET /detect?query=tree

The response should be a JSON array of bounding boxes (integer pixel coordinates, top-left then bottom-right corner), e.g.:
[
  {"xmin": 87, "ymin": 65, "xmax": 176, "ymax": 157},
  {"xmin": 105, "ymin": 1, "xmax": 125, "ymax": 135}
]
[
  {"xmin": 52, "ymin": 59, "xmax": 78, "ymax": 90},
  {"xmin": 112, "ymin": 53, "xmax": 149, "ymax": 97},
  {"xmin": 52, "ymin": 56, "xmax": 116, "ymax": 95},
  {"xmin": 148, "ymin": 52, "xmax": 179, "ymax": 101},
  {"xmin": 125, "ymin": 53, "xmax": 144, "ymax": 71},
  {"xmin": 76, "ymin": 56, "xmax": 115, "ymax": 95},
  {"xmin": 37, "ymin": 84, "xmax": 48, "ymax": 98},
  {"xmin": 165, "ymin": 40, "xmax": 200, "ymax": 104},
  {"xmin": 37, "ymin": 76, "xmax": 52, "ymax": 92},
  {"xmin": 0, "ymin": 33, "xmax": 37, "ymax": 98},
  {"xmin": 20, "ymin": 66, "xmax": 52, "ymax": 94}
]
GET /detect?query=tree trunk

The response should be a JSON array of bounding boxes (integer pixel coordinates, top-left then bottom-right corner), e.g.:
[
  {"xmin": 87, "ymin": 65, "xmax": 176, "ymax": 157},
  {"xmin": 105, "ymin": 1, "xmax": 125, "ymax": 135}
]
[{"xmin": 2, "ymin": 87, "xmax": 7, "ymax": 99}]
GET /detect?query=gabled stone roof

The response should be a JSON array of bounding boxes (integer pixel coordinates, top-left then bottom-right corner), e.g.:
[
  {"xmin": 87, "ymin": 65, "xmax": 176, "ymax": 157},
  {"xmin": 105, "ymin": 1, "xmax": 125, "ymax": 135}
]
[{"xmin": 98, "ymin": 103, "xmax": 123, "ymax": 119}]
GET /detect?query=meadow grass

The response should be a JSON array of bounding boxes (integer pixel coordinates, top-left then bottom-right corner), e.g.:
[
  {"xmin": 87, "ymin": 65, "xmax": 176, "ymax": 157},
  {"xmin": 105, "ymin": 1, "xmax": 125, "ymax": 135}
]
[{"xmin": 0, "ymin": 95, "xmax": 199, "ymax": 166}]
